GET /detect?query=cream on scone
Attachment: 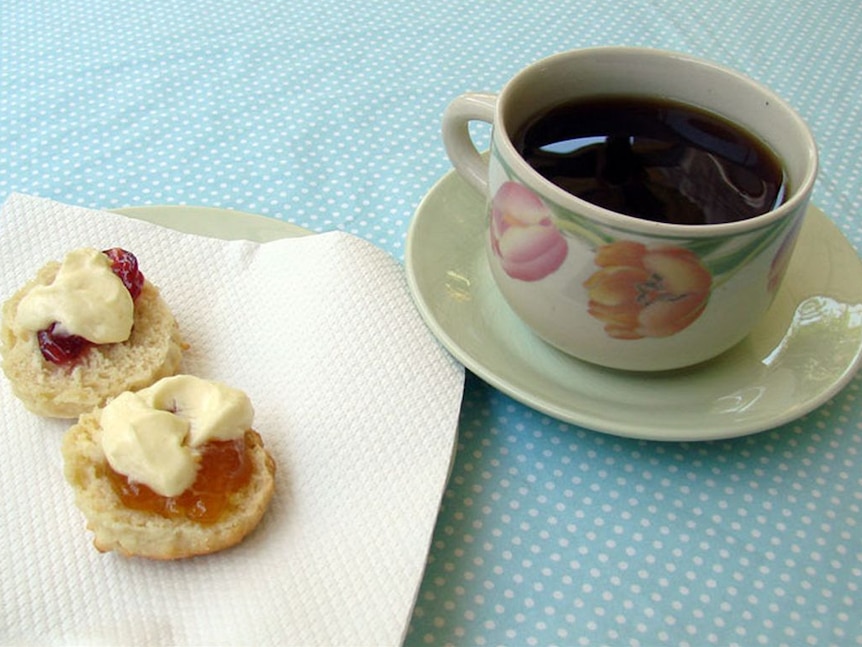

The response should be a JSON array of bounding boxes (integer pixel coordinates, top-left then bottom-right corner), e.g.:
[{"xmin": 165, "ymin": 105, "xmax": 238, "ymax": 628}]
[
  {"xmin": 1, "ymin": 247, "xmax": 184, "ymax": 418},
  {"xmin": 62, "ymin": 375, "xmax": 276, "ymax": 560}
]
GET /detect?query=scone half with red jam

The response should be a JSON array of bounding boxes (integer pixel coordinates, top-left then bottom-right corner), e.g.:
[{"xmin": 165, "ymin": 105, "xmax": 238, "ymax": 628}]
[
  {"xmin": 1, "ymin": 247, "xmax": 184, "ymax": 418},
  {"xmin": 62, "ymin": 375, "xmax": 277, "ymax": 559}
]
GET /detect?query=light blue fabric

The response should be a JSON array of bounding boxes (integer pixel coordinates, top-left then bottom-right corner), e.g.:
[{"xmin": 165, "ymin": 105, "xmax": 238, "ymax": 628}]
[{"xmin": 2, "ymin": 1, "xmax": 860, "ymax": 644}]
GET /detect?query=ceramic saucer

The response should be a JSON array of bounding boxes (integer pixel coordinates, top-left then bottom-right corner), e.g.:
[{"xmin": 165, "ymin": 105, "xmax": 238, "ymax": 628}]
[
  {"xmin": 113, "ymin": 204, "xmax": 312, "ymax": 241},
  {"xmin": 405, "ymin": 169, "xmax": 862, "ymax": 441}
]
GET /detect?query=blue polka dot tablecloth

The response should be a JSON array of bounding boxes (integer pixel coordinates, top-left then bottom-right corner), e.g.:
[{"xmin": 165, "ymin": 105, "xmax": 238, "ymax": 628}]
[{"xmin": 1, "ymin": 0, "xmax": 860, "ymax": 645}]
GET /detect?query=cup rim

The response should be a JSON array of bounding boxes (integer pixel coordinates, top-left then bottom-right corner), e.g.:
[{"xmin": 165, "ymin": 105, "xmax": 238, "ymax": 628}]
[{"xmin": 494, "ymin": 46, "xmax": 819, "ymax": 237}]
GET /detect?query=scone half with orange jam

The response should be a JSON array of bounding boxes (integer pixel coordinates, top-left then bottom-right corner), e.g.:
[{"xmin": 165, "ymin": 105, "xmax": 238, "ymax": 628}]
[
  {"xmin": 1, "ymin": 247, "xmax": 184, "ymax": 418},
  {"xmin": 62, "ymin": 375, "xmax": 276, "ymax": 559}
]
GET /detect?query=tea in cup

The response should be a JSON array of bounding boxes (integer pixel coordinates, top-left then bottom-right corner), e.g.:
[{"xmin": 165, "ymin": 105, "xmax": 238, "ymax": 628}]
[{"xmin": 442, "ymin": 47, "xmax": 818, "ymax": 371}]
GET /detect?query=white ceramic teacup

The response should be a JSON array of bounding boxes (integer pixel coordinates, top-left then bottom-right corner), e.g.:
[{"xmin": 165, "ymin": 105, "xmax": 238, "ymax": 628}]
[{"xmin": 442, "ymin": 46, "xmax": 818, "ymax": 371}]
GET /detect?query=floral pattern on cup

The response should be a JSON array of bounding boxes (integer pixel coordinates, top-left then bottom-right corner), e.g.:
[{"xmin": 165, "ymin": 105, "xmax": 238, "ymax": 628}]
[
  {"xmin": 583, "ymin": 241, "xmax": 712, "ymax": 339},
  {"xmin": 489, "ymin": 181, "xmax": 568, "ymax": 281},
  {"xmin": 487, "ymin": 173, "xmax": 800, "ymax": 343}
]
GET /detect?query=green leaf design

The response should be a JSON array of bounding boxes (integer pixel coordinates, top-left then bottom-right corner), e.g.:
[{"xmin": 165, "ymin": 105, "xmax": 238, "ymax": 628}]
[
  {"xmin": 697, "ymin": 216, "xmax": 797, "ymax": 287},
  {"xmin": 553, "ymin": 208, "xmax": 615, "ymax": 246}
]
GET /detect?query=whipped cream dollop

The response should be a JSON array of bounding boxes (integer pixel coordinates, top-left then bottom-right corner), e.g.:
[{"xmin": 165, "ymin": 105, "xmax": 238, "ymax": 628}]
[
  {"xmin": 15, "ymin": 247, "xmax": 133, "ymax": 343},
  {"xmin": 99, "ymin": 375, "xmax": 255, "ymax": 497}
]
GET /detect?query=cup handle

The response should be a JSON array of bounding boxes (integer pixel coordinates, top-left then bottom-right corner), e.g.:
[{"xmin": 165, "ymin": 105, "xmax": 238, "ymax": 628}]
[{"xmin": 442, "ymin": 92, "xmax": 497, "ymax": 197}]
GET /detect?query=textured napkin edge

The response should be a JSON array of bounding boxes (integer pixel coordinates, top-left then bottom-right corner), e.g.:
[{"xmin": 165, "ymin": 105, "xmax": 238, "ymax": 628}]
[{"xmin": 0, "ymin": 192, "xmax": 467, "ymax": 647}]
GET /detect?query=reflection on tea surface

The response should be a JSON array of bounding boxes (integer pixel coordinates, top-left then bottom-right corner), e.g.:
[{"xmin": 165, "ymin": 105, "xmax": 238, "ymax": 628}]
[{"xmin": 514, "ymin": 96, "xmax": 788, "ymax": 225}]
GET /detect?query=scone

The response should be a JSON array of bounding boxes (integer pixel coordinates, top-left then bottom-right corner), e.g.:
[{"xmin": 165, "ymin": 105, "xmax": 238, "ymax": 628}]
[
  {"xmin": 1, "ymin": 247, "xmax": 184, "ymax": 418},
  {"xmin": 62, "ymin": 375, "xmax": 276, "ymax": 559}
]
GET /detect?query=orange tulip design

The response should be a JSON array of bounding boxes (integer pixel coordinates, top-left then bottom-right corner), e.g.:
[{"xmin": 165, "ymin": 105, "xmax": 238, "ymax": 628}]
[{"xmin": 583, "ymin": 241, "xmax": 712, "ymax": 339}]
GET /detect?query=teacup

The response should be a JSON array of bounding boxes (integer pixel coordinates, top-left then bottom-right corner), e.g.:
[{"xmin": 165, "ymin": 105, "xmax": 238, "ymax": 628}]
[{"xmin": 442, "ymin": 46, "xmax": 818, "ymax": 371}]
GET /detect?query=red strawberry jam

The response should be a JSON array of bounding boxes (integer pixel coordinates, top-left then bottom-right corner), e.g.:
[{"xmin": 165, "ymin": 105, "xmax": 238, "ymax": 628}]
[
  {"xmin": 103, "ymin": 247, "xmax": 144, "ymax": 300},
  {"xmin": 37, "ymin": 323, "xmax": 91, "ymax": 364},
  {"xmin": 37, "ymin": 248, "xmax": 144, "ymax": 365}
]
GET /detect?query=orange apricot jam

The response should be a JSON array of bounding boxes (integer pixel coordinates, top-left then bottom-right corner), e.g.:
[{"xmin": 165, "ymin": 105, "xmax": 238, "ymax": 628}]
[{"xmin": 106, "ymin": 431, "xmax": 253, "ymax": 525}]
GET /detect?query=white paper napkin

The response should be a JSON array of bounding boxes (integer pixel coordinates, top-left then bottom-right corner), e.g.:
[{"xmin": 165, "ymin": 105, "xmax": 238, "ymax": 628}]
[{"xmin": 0, "ymin": 193, "xmax": 465, "ymax": 647}]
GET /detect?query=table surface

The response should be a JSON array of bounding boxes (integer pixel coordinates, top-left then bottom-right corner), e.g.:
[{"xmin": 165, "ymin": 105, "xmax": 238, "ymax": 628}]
[{"xmin": 2, "ymin": 1, "xmax": 860, "ymax": 645}]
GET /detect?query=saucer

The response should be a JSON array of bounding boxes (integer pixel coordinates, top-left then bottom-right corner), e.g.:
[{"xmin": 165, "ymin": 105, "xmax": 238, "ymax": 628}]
[
  {"xmin": 405, "ymin": 169, "xmax": 862, "ymax": 441},
  {"xmin": 113, "ymin": 204, "xmax": 313, "ymax": 241}
]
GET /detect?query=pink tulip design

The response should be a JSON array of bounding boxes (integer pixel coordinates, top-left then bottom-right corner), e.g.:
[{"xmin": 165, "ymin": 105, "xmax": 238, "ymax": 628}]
[{"xmin": 489, "ymin": 182, "xmax": 568, "ymax": 281}]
